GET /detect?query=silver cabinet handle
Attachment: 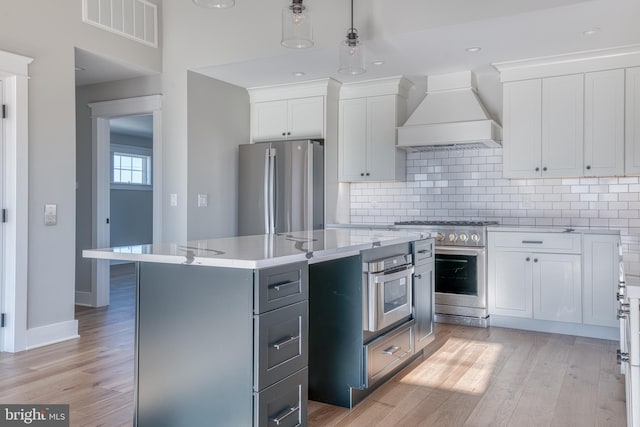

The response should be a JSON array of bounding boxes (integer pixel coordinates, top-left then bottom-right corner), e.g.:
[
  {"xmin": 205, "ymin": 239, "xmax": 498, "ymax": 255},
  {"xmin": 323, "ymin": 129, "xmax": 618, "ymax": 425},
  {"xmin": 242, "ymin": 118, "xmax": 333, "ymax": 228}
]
[
  {"xmin": 272, "ymin": 335, "xmax": 300, "ymax": 350},
  {"xmin": 270, "ymin": 280, "xmax": 300, "ymax": 293},
  {"xmin": 271, "ymin": 405, "xmax": 299, "ymax": 425},
  {"xmin": 522, "ymin": 240, "xmax": 543, "ymax": 244},
  {"xmin": 415, "ymin": 274, "xmax": 422, "ymax": 279},
  {"xmin": 382, "ymin": 345, "xmax": 400, "ymax": 355}
]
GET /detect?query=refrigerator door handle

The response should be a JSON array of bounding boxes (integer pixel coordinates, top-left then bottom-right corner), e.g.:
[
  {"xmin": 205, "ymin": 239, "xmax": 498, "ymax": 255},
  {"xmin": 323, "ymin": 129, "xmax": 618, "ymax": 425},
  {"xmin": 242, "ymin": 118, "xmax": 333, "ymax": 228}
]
[
  {"xmin": 263, "ymin": 148, "xmax": 270, "ymax": 234},
  {"xmin": 268, "ymin": 148, "xmax": 276, "ymax": 234}
]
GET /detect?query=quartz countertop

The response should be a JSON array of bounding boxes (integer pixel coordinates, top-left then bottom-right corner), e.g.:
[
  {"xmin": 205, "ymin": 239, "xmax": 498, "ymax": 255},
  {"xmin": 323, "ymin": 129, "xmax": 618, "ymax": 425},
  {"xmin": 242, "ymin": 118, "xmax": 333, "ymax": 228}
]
[{"xmin": 83, "ymin": 229, "xmax": 429, "ymax": 269}]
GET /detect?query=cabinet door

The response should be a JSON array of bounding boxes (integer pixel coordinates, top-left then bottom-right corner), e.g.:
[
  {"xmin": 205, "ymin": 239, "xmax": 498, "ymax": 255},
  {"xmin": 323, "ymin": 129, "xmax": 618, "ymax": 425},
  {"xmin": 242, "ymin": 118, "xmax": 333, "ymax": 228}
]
[
  {"xmin": 338, "ymin": 98, "xmax": 368, "ymax": 181},
  {"xmin": 533, "ymin": 253, "xmax": 581, "ymax": 323},
  {"xmin": 413, "ymin": 262, "xmax": 434, "ymax": 352},
  {"xmin": 584, "ymin": 69, "xmax": 625, "ymax": 176},
  {"xmin": 503, "ymin": 80, "xmax": 542, "ymax": 178},
  {"xmin": 367, "ymin": 95, "xmax": 398, "ymax": 181},
  {"xmin": 541, "ymin": 74, "xmax": 584, "ymax": 178},
  {"xmin": 489, "ymin": 250, "xmax": 533, "ymax": 318},
  {"xmin": 288, "ymin": 96, "xmax": 324, "ymax": 139},
  {"xmin": 583, "ymin": 234, "xmax": 619, "ymax": 328},
  {"xmin": 253, "ymin": 100, "xmax": 288, "ymax": 141},
  {"xmin": 626, "ymin": 67, "xmax": 640, "ymax": 174}
]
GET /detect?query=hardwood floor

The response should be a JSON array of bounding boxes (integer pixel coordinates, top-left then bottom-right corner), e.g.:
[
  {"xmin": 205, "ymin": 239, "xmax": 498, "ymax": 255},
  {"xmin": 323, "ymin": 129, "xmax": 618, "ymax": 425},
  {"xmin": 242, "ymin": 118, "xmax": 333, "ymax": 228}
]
[{"xmin": 0, "ymin": 264, "xmax": 627, "ymax": 426}]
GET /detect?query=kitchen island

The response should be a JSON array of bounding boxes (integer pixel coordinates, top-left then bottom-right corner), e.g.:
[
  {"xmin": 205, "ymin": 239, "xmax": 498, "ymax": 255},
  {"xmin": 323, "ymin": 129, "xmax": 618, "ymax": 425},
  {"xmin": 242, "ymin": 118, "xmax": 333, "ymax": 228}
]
[{"xmin": 83, "ymin": 229, "xmax": 429, "ymax": 427}]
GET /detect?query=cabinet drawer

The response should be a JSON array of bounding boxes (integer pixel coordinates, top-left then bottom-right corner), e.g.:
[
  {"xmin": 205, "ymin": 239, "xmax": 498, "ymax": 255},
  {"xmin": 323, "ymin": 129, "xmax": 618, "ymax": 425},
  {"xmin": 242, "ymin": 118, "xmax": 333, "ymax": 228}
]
[
  {"xmin": 254, "ymin": 368, "xmax": 308, "ymax": 427},
  {"xmin": 413, "ymin": 238, "xmax": 434, "ymax": 265},
  {"xmin": 490, "ymin": 232, "xmax": 581, "ymax": 253},
  {"xmin": 255, "ymin": 301, "xmax": 308, "ymax": 391},
  {"xmin": 365, "ymin": 321, "xmax": 414, "ymax": 387},
  {"xmin": 255, "ymin": 262, "xmax": 308, "ymax": 314}
]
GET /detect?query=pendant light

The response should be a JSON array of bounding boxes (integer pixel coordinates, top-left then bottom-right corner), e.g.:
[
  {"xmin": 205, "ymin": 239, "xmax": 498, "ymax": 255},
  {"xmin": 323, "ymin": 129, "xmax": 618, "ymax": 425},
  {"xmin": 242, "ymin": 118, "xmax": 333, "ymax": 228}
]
[
  {"xmin": 338, "ymin": 0, "xmax": 365, "ymax": 75},
  {"xmin": 192, "ymin": 0, "xmax": 235, "ymax": 9},
  {"xmin": 281, "ymin": 0, "xmax": 313, "ymax": 49}
]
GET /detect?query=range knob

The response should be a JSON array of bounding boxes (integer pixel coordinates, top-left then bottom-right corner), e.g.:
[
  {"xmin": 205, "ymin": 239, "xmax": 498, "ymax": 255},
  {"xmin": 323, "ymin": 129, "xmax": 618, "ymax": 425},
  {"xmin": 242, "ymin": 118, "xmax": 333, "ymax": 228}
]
[
  {"xmin": 470, "ymin": 233, "xmax": 480, "ymax": 243},
  {"xmin": 435, "ymin": 232, "xmax": 445, "ymax": 241},
  {"xmin": 459, "ymin": 233, "xmax": 469, "ymax": 242},
  {"xmin": 448, "ymin": 233, "xmax": 457, "ymax": 242}
]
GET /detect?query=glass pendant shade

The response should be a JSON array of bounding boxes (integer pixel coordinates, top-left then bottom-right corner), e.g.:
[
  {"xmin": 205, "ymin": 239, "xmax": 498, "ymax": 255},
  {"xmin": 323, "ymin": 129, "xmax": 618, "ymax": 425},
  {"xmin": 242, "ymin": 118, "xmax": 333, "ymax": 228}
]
[
  {"xmin": 338, "ymin": 29, "xmax": 365, "ymax": 75},
  {"xmin": 281, "ymin": 1, "xmax": 313, "ymax": 49},
  {"xmin": 192, "ymin": 0, "xmax": 235, "ymax": 9}
]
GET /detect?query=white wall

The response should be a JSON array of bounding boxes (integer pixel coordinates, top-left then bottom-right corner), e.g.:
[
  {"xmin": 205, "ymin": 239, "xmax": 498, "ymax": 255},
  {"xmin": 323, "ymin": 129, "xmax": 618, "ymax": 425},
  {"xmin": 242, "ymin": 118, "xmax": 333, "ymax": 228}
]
[
  {"xmin": 76, "ymin": 75, "xmax": 161, "ymax": 295},
  {"xmin": 186, "ymin": 72, "xmax": 249, "ymax": 240},
  {"xmin": 0, "ymin": 0, "xmax": 161, "ymax": 333}
]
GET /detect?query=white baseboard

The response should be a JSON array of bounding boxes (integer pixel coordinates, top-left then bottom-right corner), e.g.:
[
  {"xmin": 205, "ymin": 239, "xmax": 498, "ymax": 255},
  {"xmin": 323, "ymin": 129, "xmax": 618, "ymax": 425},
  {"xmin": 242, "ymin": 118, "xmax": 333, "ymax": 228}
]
[
  {"xmin": 490, "ymin": 315, "xmax": 619, "ymax": 341},
  {"xmin": 75, "ymin": 290, "xmax": 95, "ymax": 307},
  {"xmin": 26, "ymin": 320, "xmax": 79, "ymax": 350}
]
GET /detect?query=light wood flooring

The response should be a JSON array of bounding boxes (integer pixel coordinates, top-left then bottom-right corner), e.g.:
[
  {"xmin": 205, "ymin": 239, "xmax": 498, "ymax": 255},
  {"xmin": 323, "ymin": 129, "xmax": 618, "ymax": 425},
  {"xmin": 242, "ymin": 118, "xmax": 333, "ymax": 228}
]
[{"xmin": 0, "ymin": 264, "xmax": 627, "ymax": 426}]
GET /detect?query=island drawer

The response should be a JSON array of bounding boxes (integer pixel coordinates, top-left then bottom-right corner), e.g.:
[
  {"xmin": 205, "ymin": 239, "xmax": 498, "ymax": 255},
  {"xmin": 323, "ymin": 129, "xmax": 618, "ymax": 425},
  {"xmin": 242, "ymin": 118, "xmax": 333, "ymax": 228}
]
[
  {"xmin": 254, "ymin": 301, "xmax": 308, "ymax": 391},
  {"xmin": 364, "ymin": 321, "xmax": 414, "ymax": 387},
  {"xmin": 489, "ymin": 232, "xmax": 581, "ymax": 254},
  {"xmin": 255, "ymin": 261, "xmax": 309, "ymax": 314},
  {"xmin": 413, "ymin": 238, "xmax": 434, "ymax": 265},
  {"xmin": 254, "ymin": 368, "xmax": 308, "ymax": 427}
]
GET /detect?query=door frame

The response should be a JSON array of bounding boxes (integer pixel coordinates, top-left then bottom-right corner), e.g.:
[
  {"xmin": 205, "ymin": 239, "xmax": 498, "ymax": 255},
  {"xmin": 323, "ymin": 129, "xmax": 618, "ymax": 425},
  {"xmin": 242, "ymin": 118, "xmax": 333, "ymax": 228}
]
[
  {"xmin": 87, "ymin": 95, "xmax": 162, "ymax": 307},
  {"xmin": 0, "ymin": 50, "xmax": 33, "ymax": 352}
]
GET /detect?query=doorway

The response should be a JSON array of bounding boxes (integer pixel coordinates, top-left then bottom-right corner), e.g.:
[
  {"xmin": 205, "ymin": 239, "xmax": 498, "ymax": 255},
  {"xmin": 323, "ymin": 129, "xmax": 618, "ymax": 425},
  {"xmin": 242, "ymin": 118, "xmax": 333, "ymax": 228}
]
[{"xmin": 86, "ymin": 95, "xmax": 162, "ymax": 307}]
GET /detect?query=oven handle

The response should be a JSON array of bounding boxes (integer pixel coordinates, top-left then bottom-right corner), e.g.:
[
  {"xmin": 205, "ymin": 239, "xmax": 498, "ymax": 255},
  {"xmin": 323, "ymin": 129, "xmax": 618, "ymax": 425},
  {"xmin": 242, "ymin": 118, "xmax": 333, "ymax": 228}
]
[
  {"xmin": 371, "ymin": 267, "xmax": 414, "ymax": 283},
  {"xmin": 435, "ymin": 246, "xmax": 485, "ymax": 256}
]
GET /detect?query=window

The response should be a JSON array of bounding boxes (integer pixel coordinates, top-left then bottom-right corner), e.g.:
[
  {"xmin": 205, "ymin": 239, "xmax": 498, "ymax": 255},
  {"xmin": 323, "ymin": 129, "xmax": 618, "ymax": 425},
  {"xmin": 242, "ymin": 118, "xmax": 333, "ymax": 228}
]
[{"xmin": 111, "ymin": 144, "xmax": 152, "ymax": 189}]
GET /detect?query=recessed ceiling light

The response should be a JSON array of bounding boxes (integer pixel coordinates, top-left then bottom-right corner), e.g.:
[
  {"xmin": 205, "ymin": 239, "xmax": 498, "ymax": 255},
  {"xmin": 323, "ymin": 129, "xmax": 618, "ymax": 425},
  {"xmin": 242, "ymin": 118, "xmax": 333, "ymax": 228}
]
[
  {"xmin": 465, "ymin": 47, "xmax": 482, "ymax": 53},
  {"xmin": 583, "ymin": 27, "xmax": 600, "ymax": 36},
  {"xmin": 75, "ymin": 66, "xmax": 86, "ymax": 72},
  {"xmin": 371, "ymin": 60, "xmax": 385, "ymax": 66},
  {"xmin": 292, "ymin": 71, "xmax": 306, "ymax": 77}
]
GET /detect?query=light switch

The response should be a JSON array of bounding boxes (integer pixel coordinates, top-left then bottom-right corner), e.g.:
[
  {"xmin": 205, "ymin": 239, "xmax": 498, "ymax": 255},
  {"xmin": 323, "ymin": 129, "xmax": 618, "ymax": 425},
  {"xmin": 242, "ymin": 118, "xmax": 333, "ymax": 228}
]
[
  {"xmin": 197, "ymin": 194, "xmax": 208, "ymax": 208},
  {"xmin": 170, "ymin": 193, "xmax": 178, "ymax": 207},
  {"xmin": 44, "ymin": 204, "xmax": 57, "ymax": 226}
]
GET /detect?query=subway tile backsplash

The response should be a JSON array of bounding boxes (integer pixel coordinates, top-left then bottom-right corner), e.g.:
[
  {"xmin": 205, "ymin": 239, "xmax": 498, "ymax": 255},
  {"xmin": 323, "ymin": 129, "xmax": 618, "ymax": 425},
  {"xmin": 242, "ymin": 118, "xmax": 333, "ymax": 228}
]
[{"xmin": 350, "ymin": 147, "xmax": 640, "ymax": 274}]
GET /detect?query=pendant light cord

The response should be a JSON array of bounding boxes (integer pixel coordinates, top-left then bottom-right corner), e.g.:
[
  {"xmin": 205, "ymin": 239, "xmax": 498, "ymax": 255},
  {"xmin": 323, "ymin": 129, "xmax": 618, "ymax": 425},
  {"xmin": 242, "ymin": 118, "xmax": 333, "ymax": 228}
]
[{"xmin": 351, "ymin": 0, "xmax": 354, "ymax": 31}]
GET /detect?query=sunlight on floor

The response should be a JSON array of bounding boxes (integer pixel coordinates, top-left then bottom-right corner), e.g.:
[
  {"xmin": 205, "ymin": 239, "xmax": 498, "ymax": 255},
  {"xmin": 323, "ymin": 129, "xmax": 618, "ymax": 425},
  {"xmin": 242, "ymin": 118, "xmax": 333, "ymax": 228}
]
[{"xmin": 400, "ymin": 337, "xmax": 503, "ymax": 395}]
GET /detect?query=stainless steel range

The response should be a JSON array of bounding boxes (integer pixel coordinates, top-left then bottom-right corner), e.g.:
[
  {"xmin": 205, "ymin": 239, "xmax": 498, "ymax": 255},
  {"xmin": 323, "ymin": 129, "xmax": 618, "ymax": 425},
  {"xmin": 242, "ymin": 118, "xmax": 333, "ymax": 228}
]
[{"xmin": 394, "ymin": 220, "xmax": 498, "ymax": 328}]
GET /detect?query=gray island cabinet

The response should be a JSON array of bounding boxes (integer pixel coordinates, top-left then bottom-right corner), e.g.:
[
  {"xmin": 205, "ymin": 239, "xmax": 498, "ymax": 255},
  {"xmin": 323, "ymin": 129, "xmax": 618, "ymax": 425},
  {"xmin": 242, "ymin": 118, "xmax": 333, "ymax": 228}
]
[{"xmin": 83, "ymin": 229, "xmax": 427, "ymax": 427}]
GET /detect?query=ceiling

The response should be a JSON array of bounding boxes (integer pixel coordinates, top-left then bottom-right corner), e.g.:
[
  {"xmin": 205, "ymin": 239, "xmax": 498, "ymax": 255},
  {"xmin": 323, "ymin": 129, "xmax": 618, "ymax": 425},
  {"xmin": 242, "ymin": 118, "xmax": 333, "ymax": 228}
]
[{"xmin": 75, "ymin": 0, "xmax": 640, "ymax": 91}]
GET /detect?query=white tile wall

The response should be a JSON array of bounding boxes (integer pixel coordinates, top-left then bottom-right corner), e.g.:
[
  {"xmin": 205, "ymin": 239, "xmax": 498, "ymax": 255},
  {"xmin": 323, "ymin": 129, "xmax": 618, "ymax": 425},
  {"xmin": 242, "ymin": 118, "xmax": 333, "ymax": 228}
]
[{"xmin": 350, "ymin": 147, "xmax": 640, "ymax": 274}]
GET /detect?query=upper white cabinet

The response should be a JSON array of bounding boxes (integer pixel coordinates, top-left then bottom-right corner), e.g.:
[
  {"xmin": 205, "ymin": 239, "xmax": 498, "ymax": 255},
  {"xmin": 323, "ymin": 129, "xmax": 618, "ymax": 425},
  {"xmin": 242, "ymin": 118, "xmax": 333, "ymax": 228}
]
[
  {"xmin": 496, "ymin": 50, "xmax": 640, "ymax": 179},
  {"xmin": 503, "ymin": 75, "xmax": 584, "ymax": 178},
  {"xmin": 338, "ymin": 77, "xmax": 412, "ymax": 182},
  {"xmin": 251, "ymin": 96, "xmax": 324, "ymax": 142},
  {"xmin": 626, "ymin": 67, "xmax": 640, "ymax": 174}
]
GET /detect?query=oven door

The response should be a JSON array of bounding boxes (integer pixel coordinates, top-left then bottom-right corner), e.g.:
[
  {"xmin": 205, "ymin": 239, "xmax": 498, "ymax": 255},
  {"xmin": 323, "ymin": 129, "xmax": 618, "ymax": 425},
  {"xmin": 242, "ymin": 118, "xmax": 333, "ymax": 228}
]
[
  {"xmin": 434, "ymin": 246, "xmax": 486, "ymax": 311},
  {"xmin": 366, "ymin": 267, "xmax": 414, "ymax": 332}
]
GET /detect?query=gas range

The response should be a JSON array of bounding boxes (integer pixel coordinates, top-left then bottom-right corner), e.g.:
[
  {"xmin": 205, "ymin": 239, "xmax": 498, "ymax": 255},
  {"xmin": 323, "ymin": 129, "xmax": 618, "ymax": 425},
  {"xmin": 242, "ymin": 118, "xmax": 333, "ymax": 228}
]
[{"xmin": 394, "ymin": 220, "xmax": 498, "ymax": 247}]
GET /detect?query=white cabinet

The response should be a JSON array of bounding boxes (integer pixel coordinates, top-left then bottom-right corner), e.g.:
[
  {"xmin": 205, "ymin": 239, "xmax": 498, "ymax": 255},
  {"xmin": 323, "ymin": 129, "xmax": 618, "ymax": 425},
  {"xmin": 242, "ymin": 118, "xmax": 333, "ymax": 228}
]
[
  {"xmin": 251, "ymin": 96, "xmax": 324, "ymax": 142},
  {"xmin": 488, "ymin": 231, "xmax": 582, "ymax": 324},
  {"xmin": 503, "ymin": 75, "xmax": 583, "ymax": 178},
  {"xmin": 489, "ymin": 250, "xmax": 533, "ymax": 318},
  {"xmin": 533, "ymin": 253, "xmax": 582, "ymax": 323},
  {"xmin": 583, "ymin": 234, "xmax": 620, "ymax": 328},
  {"xmin": 584, "ymin": 69, "xmax": 625, "ymax": 176},
  {"xmin": 338, "ymin": 77, "xmax": 411, "ymax": 182},
  {"xmin": 626, "ymin": 67, "xmax": 640, "ymax": 174}
]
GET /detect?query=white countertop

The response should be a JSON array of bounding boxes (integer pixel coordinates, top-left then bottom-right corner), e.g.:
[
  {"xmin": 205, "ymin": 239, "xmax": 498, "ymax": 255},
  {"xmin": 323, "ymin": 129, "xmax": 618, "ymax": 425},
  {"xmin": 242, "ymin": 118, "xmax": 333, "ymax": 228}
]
[{"xmin": 83, "ymin": 229, "xmax": 429, "ymax": 269}]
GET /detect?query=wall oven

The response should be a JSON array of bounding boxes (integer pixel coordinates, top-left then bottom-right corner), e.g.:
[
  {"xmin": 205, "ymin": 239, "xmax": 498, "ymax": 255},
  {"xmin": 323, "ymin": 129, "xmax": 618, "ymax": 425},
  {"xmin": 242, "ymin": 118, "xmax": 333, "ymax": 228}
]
[{"xmin": 363, "ymin": 253, "xmax": 414, "ymax": 332}]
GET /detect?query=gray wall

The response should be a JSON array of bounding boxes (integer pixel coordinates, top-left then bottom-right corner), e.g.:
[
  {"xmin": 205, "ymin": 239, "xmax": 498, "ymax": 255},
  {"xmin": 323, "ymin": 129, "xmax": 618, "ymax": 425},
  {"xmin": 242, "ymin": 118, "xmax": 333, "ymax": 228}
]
[
  {"xmin": 76, "ymin": 76, "xmax": 161, "ymax": 294},
  {"xmin": 110, "ymin": 132, "xmax": 153, "ymax": 247},
  {"xmin": 186, "ymin": 71, "xmax": 249, "ymax": 240},
  {"xmin": 0, "ymin": 0, "xmax": 161, "ymax": 330}
]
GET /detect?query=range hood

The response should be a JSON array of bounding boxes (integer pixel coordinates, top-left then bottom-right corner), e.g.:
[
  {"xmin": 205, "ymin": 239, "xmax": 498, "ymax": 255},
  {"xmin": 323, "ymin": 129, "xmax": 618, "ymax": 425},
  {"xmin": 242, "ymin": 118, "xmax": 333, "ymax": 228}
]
[{"xmin": 397, "ymin": 71, "xmax": 502, "ymax": 150}]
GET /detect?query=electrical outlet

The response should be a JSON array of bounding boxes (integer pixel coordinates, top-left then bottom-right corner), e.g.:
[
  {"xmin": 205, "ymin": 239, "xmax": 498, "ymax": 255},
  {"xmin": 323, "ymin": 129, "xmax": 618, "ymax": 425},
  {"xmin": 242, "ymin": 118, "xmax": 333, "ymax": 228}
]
[
  {"xmin": 522, "ymin": 195, "xmax": 534, "ymax": 209},
  {"xmin": 44, "ymin": 204, "xmax": 57, "ymax": 226},
  {"xmin": 197, "ymin": 194, "xmax": 208, "ymax": 208},
  {"xmin": 170, "ymin": 194, "xmax": 178, "ymax": 207}
]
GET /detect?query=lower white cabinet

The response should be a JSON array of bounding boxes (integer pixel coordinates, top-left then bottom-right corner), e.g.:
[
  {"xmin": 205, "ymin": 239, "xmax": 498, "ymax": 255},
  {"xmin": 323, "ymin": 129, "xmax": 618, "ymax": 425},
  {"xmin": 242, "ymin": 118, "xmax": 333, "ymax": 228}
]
[
  {"xmin": 583, "ymin": 234, "xmax": 620, "ymax": 328},
  {"xmin": 533, "ymin": 253, "xmax": 581, "ymax": 323},
  {"xmin": 489, "ymin": 250, "xmax": 581, "ymax": 323}
]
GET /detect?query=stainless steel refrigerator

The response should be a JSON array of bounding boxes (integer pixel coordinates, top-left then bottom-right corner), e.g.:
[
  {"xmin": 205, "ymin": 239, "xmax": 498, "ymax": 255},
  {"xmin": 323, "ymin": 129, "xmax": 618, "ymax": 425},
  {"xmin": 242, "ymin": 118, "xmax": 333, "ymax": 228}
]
[{"xmin": 238, "ymin": 139, "xmax": 324, "ymax": 236}]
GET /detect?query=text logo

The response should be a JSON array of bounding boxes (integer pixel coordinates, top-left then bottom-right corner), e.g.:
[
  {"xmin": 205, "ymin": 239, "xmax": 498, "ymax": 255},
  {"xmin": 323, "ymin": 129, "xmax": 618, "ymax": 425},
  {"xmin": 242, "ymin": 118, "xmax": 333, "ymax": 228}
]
[{"xmin": 0, "ymin": 405, "xmax": 69, "ymax": 427}]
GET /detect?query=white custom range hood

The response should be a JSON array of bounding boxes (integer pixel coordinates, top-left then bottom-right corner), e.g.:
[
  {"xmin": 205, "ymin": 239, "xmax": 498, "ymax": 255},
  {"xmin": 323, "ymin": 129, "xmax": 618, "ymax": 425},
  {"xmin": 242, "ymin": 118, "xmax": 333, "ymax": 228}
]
[{"xmin": 397, "ymin": 71, "xmax": 502, "ymax": 150}]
